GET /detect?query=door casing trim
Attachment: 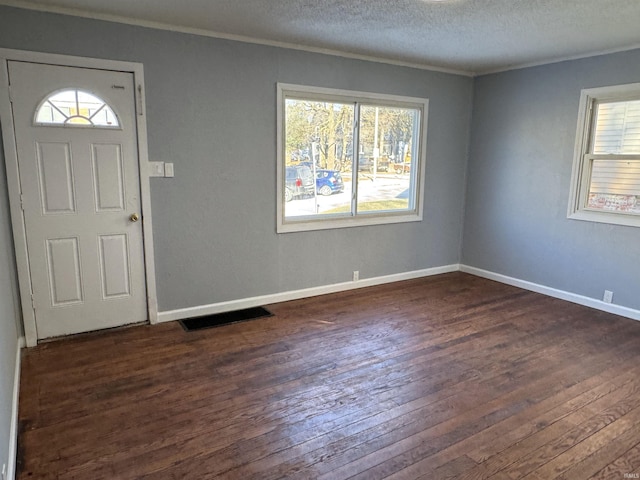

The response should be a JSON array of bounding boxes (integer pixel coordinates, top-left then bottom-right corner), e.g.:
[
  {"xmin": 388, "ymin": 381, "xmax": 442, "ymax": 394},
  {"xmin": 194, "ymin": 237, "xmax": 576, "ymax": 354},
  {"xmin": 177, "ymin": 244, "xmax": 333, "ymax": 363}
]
[{"xmin": 0, "ymin": 48, "xmax": 158, "ymax": 347}]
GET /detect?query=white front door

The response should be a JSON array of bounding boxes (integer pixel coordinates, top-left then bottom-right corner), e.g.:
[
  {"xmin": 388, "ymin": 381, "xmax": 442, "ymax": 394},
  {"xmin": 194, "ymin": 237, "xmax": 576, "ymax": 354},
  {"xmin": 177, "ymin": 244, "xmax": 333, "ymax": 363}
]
[{"xmin": 8, "ymin": 61, "xmax": 147, "ymax": 339}]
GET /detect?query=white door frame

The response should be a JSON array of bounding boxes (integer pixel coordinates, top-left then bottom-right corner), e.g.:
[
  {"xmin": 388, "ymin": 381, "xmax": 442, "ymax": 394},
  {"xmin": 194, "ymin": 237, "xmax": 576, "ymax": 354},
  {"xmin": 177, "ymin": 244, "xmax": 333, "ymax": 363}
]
[{"xmin": 0, "ymin": 48, "xmax": 158, "ymax": 347}]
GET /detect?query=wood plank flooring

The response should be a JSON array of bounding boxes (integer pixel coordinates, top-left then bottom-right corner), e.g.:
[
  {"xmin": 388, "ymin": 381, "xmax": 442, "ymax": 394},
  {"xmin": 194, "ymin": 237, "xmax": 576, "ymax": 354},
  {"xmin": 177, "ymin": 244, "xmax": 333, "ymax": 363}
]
[{"xmin": 17, "ymin": 272, "xmax": 640, "ymax": 479}]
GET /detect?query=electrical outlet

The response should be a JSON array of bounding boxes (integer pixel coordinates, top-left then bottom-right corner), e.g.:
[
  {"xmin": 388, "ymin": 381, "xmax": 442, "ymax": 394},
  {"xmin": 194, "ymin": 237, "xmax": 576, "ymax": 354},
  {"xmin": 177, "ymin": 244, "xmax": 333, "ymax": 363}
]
[
  {"xmin": 353, "ymin": 270, "xmax": 359, "ymax": 282},
  {"xmin": 164, "ymin": 162, "xmax": 175, "ymax": 177},
  {"xmin": 603, "ymin": 290, "xmax": 614, "ymax": 304}
]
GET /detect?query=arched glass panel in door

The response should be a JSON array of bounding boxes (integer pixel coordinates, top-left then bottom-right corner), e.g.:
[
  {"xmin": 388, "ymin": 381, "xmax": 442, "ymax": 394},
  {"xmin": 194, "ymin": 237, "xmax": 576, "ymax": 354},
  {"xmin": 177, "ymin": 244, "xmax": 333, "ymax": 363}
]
[{"xmin": 34, "ymin": 89, "xmax": 120, "ymax": 128}]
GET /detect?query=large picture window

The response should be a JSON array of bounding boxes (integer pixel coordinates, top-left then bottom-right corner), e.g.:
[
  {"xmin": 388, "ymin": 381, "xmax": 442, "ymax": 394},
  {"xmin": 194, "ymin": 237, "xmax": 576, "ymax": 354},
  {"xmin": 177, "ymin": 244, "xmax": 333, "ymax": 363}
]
[
  {"xmin": 569, "ymin": 83, "xmax": 640, "ymax": 227},
  {"xmin": 277, "ymin": 84, "xmax": 428, "ymax": 233}
]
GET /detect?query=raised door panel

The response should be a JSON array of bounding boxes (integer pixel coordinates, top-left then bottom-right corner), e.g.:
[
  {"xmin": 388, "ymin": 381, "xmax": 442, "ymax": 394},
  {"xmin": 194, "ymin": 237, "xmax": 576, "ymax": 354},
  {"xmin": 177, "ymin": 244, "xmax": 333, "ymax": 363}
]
[
  {"xmin": 46, "ymin": 236, "xmax": 84, "ymax": 306},
  {"xmin": 36, "ymin": 142, "xmax": 76, "ymax": 214},
  {"xmin": 98, "ymin": 234, "xmax": 131, "ymax": 299},
  {"xmin": 92, "ymin": 143, "xmax": 126, "ymax": 212}
]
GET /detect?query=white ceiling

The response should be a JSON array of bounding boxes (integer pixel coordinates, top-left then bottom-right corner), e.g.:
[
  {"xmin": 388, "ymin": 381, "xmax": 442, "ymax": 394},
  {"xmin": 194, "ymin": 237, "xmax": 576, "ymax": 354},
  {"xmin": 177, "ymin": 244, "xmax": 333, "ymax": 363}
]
[{"xmin": 4, "ymin": 0, "xmax": 640, "ymax": 75}]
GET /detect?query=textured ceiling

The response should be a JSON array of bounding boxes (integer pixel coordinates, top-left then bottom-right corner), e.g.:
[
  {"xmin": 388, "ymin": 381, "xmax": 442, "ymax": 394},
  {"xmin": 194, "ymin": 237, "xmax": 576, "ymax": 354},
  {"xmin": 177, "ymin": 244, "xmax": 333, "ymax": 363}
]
[{"xmin": 3, "ymin": 0, "xmax": 640, "ymax": 74}]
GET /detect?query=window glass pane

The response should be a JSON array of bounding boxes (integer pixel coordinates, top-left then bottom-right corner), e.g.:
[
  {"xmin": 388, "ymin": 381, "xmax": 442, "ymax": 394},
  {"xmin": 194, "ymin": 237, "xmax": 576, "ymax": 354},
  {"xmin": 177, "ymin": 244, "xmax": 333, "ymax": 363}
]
[
  {"xmin": 357, "ymin": 105, "xmax": 419, "ymax": 213},
  {"xmin": 593, "ymin": 100, "xmax": 640, "ymax": 154},
  {"xmin": 35, "ymin": 89, "xmax": 120, "ymax": 128},
  {"xmin": 35, "ymin": 102, "xmax": 67, "ymax": 124},
  {"xmin": 284, "ymin": 98, "xmax": 354, "ymax": 219},
  {"xmin": 587, "ymin": 158, "xmax": 640, "ymax": 214},
  {"xmin": 91, "ymin": 107, "xmax": 119, "ymax": 127},
  {"xmin": 77, "ymin": 90, "xmax": 103, "ymax": 105},
  {"xmin": 587, "ymin": 194, "xmax": 640, "ymax": 213}
]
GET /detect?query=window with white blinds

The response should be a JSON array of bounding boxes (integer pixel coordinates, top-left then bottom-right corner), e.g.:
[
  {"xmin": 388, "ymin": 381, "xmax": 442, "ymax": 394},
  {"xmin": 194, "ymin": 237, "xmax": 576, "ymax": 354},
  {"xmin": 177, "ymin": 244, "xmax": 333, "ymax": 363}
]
[
  {"xmin": 569, "ymin": 84, "xmax": 640, "ymax": 227},
  {"xmin": 592, "ymin": 100, "xmax": 640, "ymax": 154}
]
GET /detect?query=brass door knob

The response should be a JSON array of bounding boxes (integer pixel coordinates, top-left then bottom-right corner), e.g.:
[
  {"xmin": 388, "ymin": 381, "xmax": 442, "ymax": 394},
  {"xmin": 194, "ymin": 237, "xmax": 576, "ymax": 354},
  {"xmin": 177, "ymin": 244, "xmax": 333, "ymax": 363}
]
[{"xmin": 130, "ymin": 213, "xmax": 140, "ymax": 222}]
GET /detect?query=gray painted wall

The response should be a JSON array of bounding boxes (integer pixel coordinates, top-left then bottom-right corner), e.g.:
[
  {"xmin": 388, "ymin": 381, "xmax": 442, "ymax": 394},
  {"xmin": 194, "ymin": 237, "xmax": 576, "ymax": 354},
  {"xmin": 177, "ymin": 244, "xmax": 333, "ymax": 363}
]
[
  {"xmin": 0, "ymin": 5, "xmax": 473, "ymax": 310},
  {"xmin": 463, "ymin": 49, "xmax": 640, "ymax": 310},
  {"xmin": 0, "ymin": 136, "xmax": 20, "ymax": 478}
]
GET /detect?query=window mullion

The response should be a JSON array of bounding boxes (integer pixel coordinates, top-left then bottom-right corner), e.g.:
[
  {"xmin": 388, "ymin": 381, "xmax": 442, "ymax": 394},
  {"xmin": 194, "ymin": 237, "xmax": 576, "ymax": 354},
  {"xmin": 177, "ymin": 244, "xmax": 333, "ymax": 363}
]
[
  {"xmin": 352, "ymin": 102, "xmax": 360, "ymax": 217},
  {"xmin": 587, "ymin": 154, "xmax": 640, "ymax": 161},
  {"xmin": 408, "ymin": 111, "xmax": 420, "ymax": 212}
]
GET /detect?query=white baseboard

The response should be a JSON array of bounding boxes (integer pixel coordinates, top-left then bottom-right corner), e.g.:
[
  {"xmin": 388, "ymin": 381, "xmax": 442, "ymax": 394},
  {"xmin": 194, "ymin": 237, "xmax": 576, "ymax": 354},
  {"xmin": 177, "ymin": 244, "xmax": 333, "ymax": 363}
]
[
  {"xmin": 157, "ymin": 263, "xmax": 640, "ymax": 325},
  {"xmin": 7, "ymin": 337, "xmax": 23, "ymax": 480},
  {"xmin": 157, "ymin": 264, "xmax": 460, "ymax": 323},
  {"xmin": 460, "ymin": 265, "xmax": 640, "ymax": 321}
]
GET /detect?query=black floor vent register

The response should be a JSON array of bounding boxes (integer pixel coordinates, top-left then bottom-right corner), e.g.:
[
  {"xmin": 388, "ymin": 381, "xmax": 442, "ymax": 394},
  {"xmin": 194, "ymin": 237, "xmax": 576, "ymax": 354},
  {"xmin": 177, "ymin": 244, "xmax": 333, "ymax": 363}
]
[{"xmin": 179, "ymin": 306, "xmax": 273, "ymax": 331}]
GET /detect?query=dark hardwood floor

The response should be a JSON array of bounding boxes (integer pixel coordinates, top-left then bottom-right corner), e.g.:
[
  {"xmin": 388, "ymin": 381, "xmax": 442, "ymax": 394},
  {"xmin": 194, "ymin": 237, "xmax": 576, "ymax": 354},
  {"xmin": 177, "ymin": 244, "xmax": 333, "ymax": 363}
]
[{"xmin": 17, "ymin": 272, "xmax": 640, "ymax": 479}]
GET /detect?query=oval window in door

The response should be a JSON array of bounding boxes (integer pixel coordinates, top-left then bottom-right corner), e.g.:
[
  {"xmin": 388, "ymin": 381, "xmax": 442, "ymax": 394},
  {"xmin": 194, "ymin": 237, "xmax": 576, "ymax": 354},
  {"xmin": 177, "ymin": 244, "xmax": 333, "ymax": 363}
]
[{"xmin": 34, "ymin": 89, "xmax": 120, "ymax": 128}]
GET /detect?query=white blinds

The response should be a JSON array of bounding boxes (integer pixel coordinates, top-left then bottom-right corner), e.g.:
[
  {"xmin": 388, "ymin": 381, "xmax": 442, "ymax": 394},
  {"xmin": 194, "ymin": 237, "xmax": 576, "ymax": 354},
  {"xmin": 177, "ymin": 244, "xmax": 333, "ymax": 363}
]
[
  {"xmin": 590, "ymin": 100, "xmax": 640, "ymax": 198},
  {"xmin": 593, "ymin": 100, "xmax": 640, "ymax": 154},
  {"xmin": 590, "ymin": 159, "xmax": 640, "ymax": 196}
]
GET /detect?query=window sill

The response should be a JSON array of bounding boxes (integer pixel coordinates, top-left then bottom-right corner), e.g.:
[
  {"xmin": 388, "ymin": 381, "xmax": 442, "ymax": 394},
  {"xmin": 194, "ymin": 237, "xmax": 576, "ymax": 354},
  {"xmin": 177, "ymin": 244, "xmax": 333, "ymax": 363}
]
[
  {"xmin": 277, "ymin": 210, "xmax": 422, "ymax": 233},
  {"xmin": 567, "ymin": 209, "xmax": 640, "ymax": 228}
]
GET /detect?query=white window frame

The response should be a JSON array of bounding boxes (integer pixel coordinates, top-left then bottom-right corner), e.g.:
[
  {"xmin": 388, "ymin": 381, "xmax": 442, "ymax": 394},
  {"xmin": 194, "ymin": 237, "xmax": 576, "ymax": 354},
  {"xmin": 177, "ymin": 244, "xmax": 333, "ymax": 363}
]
[
  {"xmin": 277, "ymin": 83, "xmax": 428, "ymax": 233},
  {"xmin": 568, "ymin": 83, "xmax": 640, "ymax": 228},
  {"xmin": 34, "ymin": 88, "xmax": 121, "ymax": 128}
]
